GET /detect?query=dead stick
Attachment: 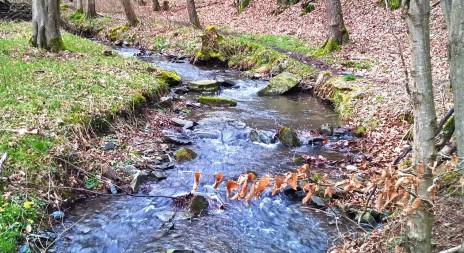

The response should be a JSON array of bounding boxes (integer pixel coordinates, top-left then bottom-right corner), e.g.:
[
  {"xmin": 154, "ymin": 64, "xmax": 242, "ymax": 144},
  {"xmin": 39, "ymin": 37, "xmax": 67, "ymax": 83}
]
[
  {"xmin": 54, "ymin": 186, "xmax": 178, "ymax": 199},
  {"xmin": 0, "ymin": 152, "xmax": 7, "ymax": 172}
]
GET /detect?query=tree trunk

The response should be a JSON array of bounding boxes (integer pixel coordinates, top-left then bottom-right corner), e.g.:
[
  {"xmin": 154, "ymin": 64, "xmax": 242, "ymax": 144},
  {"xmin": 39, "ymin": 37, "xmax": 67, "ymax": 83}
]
[
  {"xmin": 76, "ymin": 0, "xmax": 83, "ymax": 12},
  {"xmin": 186, "ymin": 0, "xmax": 201, "ymax": 29},
  {"xmin": 325, "ymin": 0, "xmax": 348, "ymax": 45},
  {"xmin": 86, "ymin": 0, "xmax": 96, "ymax": 18},
  {"xmin": 137, "ymin": 0, "xmax": 146, "ymax": 6},
  {"xmin": 449, "ymin": 0, "xmax": 464, "ymax": 214},
  {"xmin": 120, "ymin": 0, "xmax": 138, "ymax": 27},
  {"xmin": 31, "ymin": 0, "xmax": 63, "ymax": 52},
  {"xmin": 404, "ymin": 0, "xmax": 436, "ymax": 252},
  {"xmin": 152, "ymin": 0, "xmax": 160, "ymax": 11}
]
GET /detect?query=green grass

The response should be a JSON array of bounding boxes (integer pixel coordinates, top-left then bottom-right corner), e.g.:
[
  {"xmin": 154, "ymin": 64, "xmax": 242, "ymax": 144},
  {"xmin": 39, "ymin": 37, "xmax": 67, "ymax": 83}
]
[
  {"xmin": 0, "ymin": 21, "xmax": 173, "ymax": 251},
  {"xmin": 241, "ymin": 34, "xmax": 317, "ymax": 56}
]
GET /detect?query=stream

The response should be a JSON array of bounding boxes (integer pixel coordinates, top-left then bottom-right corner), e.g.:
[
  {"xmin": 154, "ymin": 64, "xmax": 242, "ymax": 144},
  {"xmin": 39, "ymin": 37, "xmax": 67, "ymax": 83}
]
[{"xmin": 52, "ymin": 48, "xmax": 349, "ymax": 253}]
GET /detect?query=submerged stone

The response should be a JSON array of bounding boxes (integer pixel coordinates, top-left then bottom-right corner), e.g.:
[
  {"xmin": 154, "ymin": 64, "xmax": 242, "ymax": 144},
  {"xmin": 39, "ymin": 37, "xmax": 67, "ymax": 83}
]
[
  {"xmin": 198, "ymin": 96, "xmax": 237, "ymax": 107},
  {"xmin": 249, "ymin": 129, "xmax": 276, "ymax": 144},
  {"xmin": 188, "ymin": 195, "xmax": 209, "ymax": 215},
  {"xmin": 188, "ymin": 80, "xmax": 221, "ymax": 92},
  {"xmin": 277, "ymin": 126, "xmax": 301, "ymax": 147},
  {"xmin": 174, "ymin": 148, "xmax": 197, "ymax": 162},
  {"xmin": 319, "ymin": 123, "xmax": 333, "ymax": 136},
  {"xmin": 257, "ymin": 72, "xmax": 301, "ymax": 96}
]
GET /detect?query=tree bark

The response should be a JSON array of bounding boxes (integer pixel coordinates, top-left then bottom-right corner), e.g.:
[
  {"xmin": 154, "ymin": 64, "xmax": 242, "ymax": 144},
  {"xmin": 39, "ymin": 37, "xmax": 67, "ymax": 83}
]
[
  {"xmin": 86, "ymin": 0, "xmax": 96, "ymax": 18},
  {"xmin": 404, "ymin": 0, "xmax": 436, "ymax": 252},
  {"xmin": 137, "ymin": 0, "xmax": 146, "ymax": 6},
  {"xmin": 152, "ymin": 0, "xmax": 160, "ymax": 11},
  {"xmin": 120, "ymin": 0, "xmax": 138, "ymax": 27},
  {"xmin": 448, "ymin": 0, "xmax": 464, "ymax": 217},
  {"xmin": 186, "ymin": 0, "xmax": 201, "ymax": 29},
  {"xmin": 325, "ymin": 0, "xmax": 348, "ymax": 45},
  {"xmin": 76, "ymin": 0, "xmax": 83, "ymax": 12},
  {"xmin": 31, "ymin": 0, "xmax": 63, "ymax": 52}
]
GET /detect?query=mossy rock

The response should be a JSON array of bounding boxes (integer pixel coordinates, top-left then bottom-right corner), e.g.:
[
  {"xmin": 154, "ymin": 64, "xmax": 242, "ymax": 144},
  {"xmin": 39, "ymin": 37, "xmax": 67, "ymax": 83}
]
[
  {"xmin": 174, "ymin": 148, "xmax": 197, "ymax": 161},
  {"xmin": 194, "ymin": 26, "xmax": 226, "ymax": 65},
  {"xmin": 188, "ymin": 80, "xmax": 221, "ymax": 92},
  {"xmin": 277, "ymin": 126, "xmax": 301, "ymax": 147},
  {"xmin": 188, "ymin": 195, "xmax": 209, "ymax": 215},
  {"xmin": 107, "ymin": 24, "xmax": 130, "ymax": 41},
  {"xmin": 257, "ymin": 72, "xmax": 301, "ymax": 96},
  {"xmin": 156, "ymin": 70, "xmax": 182, "ymax": 86},
  {"xmin": 198, "ymin": 96, "xmax": 237, "ymax": 107}
]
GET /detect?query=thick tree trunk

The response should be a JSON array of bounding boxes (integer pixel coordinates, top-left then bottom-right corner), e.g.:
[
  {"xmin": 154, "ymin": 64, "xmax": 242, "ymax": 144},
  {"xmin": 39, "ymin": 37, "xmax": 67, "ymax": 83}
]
[
  {"xmin": 86, "ymin": 0, "xmax": 96, "ymax": 18},
  {"xmin": 404, "ymin": 0, "xmax": 436, "ymax": 252},
  {"xmin": 449, "ymin": 0, "xmax": 464, "ymax": 216},
  {"xmin": 120, "ymin": 0, "xmax": 138, "ymax": 26},
  {"xmin": 152, "ymin": 0, "xmax": 160, "ymax": 11},
  {"xmin": 325, "ymin": 0, "xmax": 348, "ymax": 45},
  {"xmin": 76, "ymin": 0, "xmax": 83, "ymax": 12},
  {"xmin": 31, "ymin": 0, "xmax": 63, "ymax": 52},
  {"xmin": 186, "ymin": 0, "xmax": 201, "ymax": 29}
]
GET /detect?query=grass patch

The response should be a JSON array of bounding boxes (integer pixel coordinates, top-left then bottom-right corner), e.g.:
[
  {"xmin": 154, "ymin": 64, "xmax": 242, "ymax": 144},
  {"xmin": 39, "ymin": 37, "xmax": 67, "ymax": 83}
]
[
  {"xmin": 241, "ymin": 34, "xmax": 317, "ymax": 56},
  {"xmin": 0, "ymin": 21, "xmax": 171, "ymax": 251}
]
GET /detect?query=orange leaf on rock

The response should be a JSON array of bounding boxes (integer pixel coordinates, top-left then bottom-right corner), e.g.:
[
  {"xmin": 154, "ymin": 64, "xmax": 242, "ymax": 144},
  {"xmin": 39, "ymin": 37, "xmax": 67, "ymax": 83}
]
[
  {"xmin": 191, "ymin": 171, "xmax": 200, "ymax": 193},
  {"xmin": 272, "ymin": 176, "xmax": 283, "ymax": 196},
  {"xmin": 302, "ymin": 184, "xmax": 317, "ymax": 205},
  {"xmin": 285, "ymin": 173, "xmax": 298, "ymax": 190},
  {"xmin": 225, "ymin": 180, "xmax": 239, "ymax": 198},
  {"xmin": 245, "ymin": 181, "xmax": 258, "ymax": 205},
  {"xmin": 212, "ymin": 172, "xmax": 223, "ymax": 190},
  {"xmin": 255, "ymin": 176, "xmax": 270, "ymax": 198}
]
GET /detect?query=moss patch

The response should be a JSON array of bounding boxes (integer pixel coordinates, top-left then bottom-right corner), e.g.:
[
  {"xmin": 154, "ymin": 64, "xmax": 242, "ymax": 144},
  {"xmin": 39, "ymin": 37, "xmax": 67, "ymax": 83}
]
[
  {"xmin": 198, "ymin": 96, "xmax": 237, "ymax": 107},
  {"xmin": 156, "ymin": 70, "xmax": 182, "ymax": 86},
  {"xmin": 174, "ymin": 148, "xmax": 197, "ymax": 161}
]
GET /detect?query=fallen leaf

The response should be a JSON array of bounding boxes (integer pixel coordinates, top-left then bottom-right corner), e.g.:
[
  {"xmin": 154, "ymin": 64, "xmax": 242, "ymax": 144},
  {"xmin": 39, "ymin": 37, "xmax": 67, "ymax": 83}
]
[
  {"xmin": 191, "ymin": 171, "xmax": 200, "ymax": 193},
  {"xmin": 212, "ymin": 172, "xmax": 223, "ymax": 190}
]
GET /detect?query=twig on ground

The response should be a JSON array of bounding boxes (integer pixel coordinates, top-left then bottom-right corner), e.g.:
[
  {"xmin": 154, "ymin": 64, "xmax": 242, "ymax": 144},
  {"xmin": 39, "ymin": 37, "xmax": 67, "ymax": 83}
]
[
  {"xmin": 54, "ymin": 186, "xmax": 178, "ymax": 199},
  {"xmin": 438, "ymin": 245, "xmax": 462, "ymax": 253},
  {"xmin": 0, "ymin": 152, "xmax": 7, "ymax": 172}
]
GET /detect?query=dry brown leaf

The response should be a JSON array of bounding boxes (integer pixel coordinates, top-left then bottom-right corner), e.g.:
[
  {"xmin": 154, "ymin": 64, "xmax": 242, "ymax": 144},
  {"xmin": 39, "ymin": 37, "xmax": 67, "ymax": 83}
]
[
  {"xmin": 255, "ymin": 176, "xmax": 270, "ymax": 199},
  {"xmin": 247, "ymin": 173, "xmax": 256, "ymax": 182},
  {"xmin": 403, "ymin": 197, "xmax": 422, "ymax": 215},
  {"xmin": 212, "ymin": 172, "xmax": 223, "ymax": 190},
  {"xmin": 376, "ymin": 192, "xmax": 385, "ymax": 212},
  {"xmin": 302, "ymin": 189, "xmax": 315, "ymax": 205},
  {"xmin": 302, "ymin": 183, "xmax": 318, "ymax": 204},
  {"xmin": 225, "ymin": 180, "xmax": 239, "ymax": 198},
  {"xmin": 416, "ymin": 163, "xmax": 424, "ymax": 177},
  {"xmin": 324, "ymin": 186, "xmax": 334, "ymax": 198},
  {"xmin": 285, "ymin": 173, "xmax": 298, "ymax": 190},
  {"xmin": 427, "ymin": 183, "xmax": 437, "ymax": 200},
  {"xmin": 238, "ymin": 179, "xmax": 249, "ymax": 200},
  {"xmin": 245, "ymin": 181, "xmax": 258, "ymax": 205},
  {"xmin": 272, "ymin": 175, "xmax": 283, "ymax": 196},
  {"xmin": 191, "ymin": 171, "xmax": 200, "ymax": 193},
  {"xmin": 334, "ymin": 179, "xmax": 349, "ymax": 188},
  {"xmin": 395, "ymin": 190, "xmax": 410, "ymax": 207},
  {"xmin": 297, "ymin": 164, "xmax": 309, "ymax": 174}
]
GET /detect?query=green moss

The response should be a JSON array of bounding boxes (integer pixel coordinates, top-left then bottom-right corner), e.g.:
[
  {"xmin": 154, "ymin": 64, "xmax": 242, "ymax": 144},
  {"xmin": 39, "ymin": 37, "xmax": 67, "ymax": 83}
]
[
  {"xmin": 277, "ymin": 126, "xmax": 301, "ymax": 147},
  {"xmin": 343, "ymin": 74, "xmax": 357, "ymax": 81},
  {"xmin": 198, "ymin": 96, "xmax": 237, "ymax": 107},
  {"xmin": 238, "ymin": 0, "xmax": 250, "ymax": 13},
  {"xmin": 443, "ymin": 115, "xmax": 455, "ymax": 135},
  {"xmin": 108, "ymin": 24, "xmax": 130, "ymax": 41},
  {"xmin": 384, "ymin": 0, "xmax": 401, "ymax": 9},
  {"xmin": 300, "ymin": 3, "xmax": 315, "ymax": 16},
  {"xmin": 156, "ymin": 70, "xmax": 182, "ymax": 86},
  {"xmin": 48, "ymin": 37, "xmax": 66, "ymax": 52},
  {"xmin": 69, "ymin": 10, "xmax": 84, "ymax": 21},
  {"xmin": 312, "ymin": 38, "xmax": 340, "ymax": 57},
  {"xmin": 353, "ymin": 125, "xmax": 366, "ymax": 137},
  {"xmin": 174, "ymin": 148, "xmax": 197, "ymax": 161},
  {"xmin": 342, "ymin": 60, "xmax": 372, "ymax": 70}
]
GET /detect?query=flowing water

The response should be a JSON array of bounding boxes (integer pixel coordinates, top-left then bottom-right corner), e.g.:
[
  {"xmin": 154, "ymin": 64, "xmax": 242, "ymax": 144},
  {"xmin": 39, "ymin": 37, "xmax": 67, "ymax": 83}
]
[{"xmin": 52, "ymin": 48, "xmax": 349, "ymax": 253}]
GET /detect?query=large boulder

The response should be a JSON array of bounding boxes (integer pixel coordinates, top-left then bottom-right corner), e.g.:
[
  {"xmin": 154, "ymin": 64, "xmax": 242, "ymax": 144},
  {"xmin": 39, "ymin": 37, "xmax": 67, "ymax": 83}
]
[
  {"xmin": 257, "ymin": 72, "xmax": 301, "ymax": 96},
  {"xmin": 198, "ymin": 96, "xmax": 237, "ymax": 107},
  {"xmin": 277, "ymin": 127, "xmax": 301, "ymax": 147},
  {"xmin": 188, "ymin": 80, "xmax": 221, "ymax": 92},
  {"xmin": 156, "ymin": 70, "xmax": 182, "ymax": 86}
]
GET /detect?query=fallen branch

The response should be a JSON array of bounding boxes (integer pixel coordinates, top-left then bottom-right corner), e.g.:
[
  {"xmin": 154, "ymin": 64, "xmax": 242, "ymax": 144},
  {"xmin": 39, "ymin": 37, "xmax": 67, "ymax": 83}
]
[
  {"xmin": 0, "ymin": 152, "xmax": 7, "ymax": 172},
  {"xmin": 438, "ymin": 245, "xmax": 462, "ymax": 253},
  {"xmin": 54, "ymin": 186, "xmax": 178, "ymax": 199}
]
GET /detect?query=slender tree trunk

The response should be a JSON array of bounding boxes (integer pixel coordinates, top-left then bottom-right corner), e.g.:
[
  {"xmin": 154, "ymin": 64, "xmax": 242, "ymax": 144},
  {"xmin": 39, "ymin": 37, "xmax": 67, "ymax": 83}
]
[
  {"xmin": 120, "ymin": 0, "xmax": 138, "ymax": 27},
  {"xmin": 325, "ymin": 0, "xmax": 348, "ymax": 45},
  {"xmin": 152, "ymin": 0, "xmax": 160, "ymax": 11},
  {"xmin": 403, "ymin": 0, "xmax": 436, "ymax": 252},
  {"xmin": 86, "ymin": 0, "xmax": 96, "ymax": 18},
  {"xmin": 31, "ymin": 0, "xmax": 63, "ymax": 52},
  {"xmin": 76, "ymin": 0, "xmax": 83, "ymax": 12},
  {"xmin": 137, "ymin": 0, "xmax": 146, "ymax": 6},
  {"xmin": 186, "ymin": 0, "xmax": 201, "ymax": 29}
]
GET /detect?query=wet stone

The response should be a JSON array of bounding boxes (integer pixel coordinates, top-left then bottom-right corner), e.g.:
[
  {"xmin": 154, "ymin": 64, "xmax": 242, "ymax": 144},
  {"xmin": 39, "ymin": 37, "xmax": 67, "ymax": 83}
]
[
  {"xmin": 151, "ymin": 170, "xmax": 167, "ymax": 180},
  {"xmin": 130, "ymin": 171, "xmax": 149, "ymax": 193},
  {"xmin": 51, "ymin": 211, "xmax": 64, "ymax": 221},
  {"xmin": 162, "ymin": 130, "xmax": 193, "ymax": 145},
  {"xmin": 319, "ymin": 123, "xmax": 333, "ymax": 136},
  {"xmin": 188, "ymin": 195, "xmax": 209, "ymax": 215},
  {"xmin": 159, "ymin": 96, "xmax": 173, "ymax": 108},
  {"xmin": 171, "ymin": 117, "xmax": 195, "ymax": 129},
  {"xmin": 157, "ymin": 162, "xmax": 175, "ymax": 170}
]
